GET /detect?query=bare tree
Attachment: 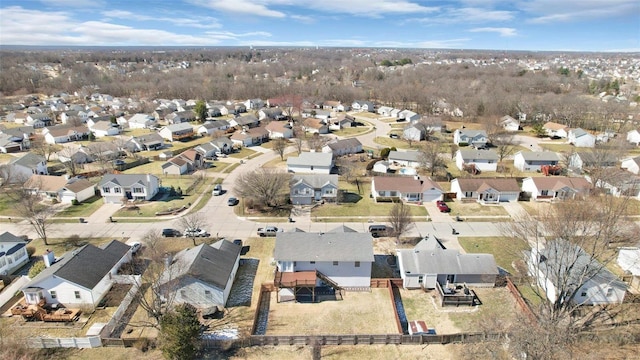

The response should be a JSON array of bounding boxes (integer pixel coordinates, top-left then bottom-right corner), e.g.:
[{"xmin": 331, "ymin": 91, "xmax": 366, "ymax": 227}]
[
  {"xmin": 292, "ymin": 124, "xmax": 305, "ymax": 154},
  {"xmin": 336, "ymin": 156, "xmax": 356, "ymax": 183},
  {"xmin": 178, "ymin": 212, "xmax": 207, "ymax": 247},
  {"xmin": 271, "ymin": 137, "xmax": 287, "ymax": 161},
  {"xmin": 307, "ymin": 133, "xmax": 326, "ymax": 152},
  {"xmin": 0, "ymin": 164, "xmax": 29, "ymax": 187},
  {"xmin": 492, "ymin": 132, "xmax": 517, "ymax": 172},
  {"xmin": 233, "ymin": 168, "xmax": 291, "ymax": 209},
  {"xmin": 57, "ymin": 147, "xmax": 84, "ymax": 176},
  {"xmin": 419, "ymin": 140, "xmax": 447, "ymax": 177},
  {"xmin": 387, "ymin": 202, "xmax": 412, "ymax": 242},
  {"xmin": 30, "ymin": 135, "xmax": 61, "ymax": 161},
  {"xmin": 13, "ymin": 190, "xmax": 55, "ymax": 245}
]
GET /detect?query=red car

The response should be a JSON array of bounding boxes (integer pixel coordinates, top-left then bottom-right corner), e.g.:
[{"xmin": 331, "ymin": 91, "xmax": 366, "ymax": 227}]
[{"xmin": 436, "ymin": 200, "xmax": 450, "ymax": 213}]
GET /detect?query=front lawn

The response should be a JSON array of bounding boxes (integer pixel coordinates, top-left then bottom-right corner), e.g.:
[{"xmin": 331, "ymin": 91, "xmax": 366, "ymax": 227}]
[
  {"xmin": 27, "ymin": 237, "xmax": 115, "ymax": 257},
  {"xmin": 458, "ymin": 236, "xmax": 530, "ymax": 274},
  {"xmin": 228, "ymin": 147, "xmax": 258, "ymax": 159},
  {"xmin": 55, "ymin": 196, "xmax": 104, "ymax": 217},
  {"xmin": 447, "ymin": 202, "xmax": 509, "ymax": 217},
  {"xmin": 332, "ymin": 126, "xmax": 372, "ymax": 137}
]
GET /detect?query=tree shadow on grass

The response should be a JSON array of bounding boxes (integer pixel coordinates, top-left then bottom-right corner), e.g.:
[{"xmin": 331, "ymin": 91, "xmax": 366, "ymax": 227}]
[{"xmin": 340, "ymin": 192, "xmax": 363, "ymax": 204}]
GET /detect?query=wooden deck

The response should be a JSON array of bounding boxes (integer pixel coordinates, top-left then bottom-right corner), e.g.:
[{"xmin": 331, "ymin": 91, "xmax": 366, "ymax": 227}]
[
  {"xmin": 11, "ymin": 300, "xmax": 82, "ymax": 322},
  {"xmin": 274, "ymin": 270, "xmax": 317, "ymax": 288}
]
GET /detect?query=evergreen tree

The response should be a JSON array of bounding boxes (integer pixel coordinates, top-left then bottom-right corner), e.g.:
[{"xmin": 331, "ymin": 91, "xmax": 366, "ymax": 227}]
[{"xmin": 159, "ymin": 304, "xmax": 202, "ymax": 360}]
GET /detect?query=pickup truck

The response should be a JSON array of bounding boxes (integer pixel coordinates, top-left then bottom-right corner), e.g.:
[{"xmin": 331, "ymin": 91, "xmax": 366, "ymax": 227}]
[{"xmin": 257, "ymin": 226, "xmax": 283, "ymax": 237}]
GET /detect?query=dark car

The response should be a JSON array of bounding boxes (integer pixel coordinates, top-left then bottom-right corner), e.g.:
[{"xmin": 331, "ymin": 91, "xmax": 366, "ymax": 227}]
[
  {"xmin": 436, "ymin": 200, "xmax": 451, "ymax": 213},
  {"xmin": 227, "ymin": 197, "xmax": 239, "ymax": 206},
  {"xmin": 389, "ymin": 133, "xmax": 399, "ymax": 139},
  {"xmin": 162, "ymin": 228, "xmax": 181, "ymax": 237}
]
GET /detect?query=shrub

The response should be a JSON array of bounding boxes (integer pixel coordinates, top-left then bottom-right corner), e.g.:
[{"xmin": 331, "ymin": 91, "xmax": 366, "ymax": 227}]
[
  {"xmin": 71, "ymin": 199, "xmax": 80, "ymax": 206},
  {"xmin": 66, "ymin": 234, "xmax": 82, "ymax": 247},
  {"xmin": 28, "ymin": 261, "xmax": 46, "ymax": 278},
  {"xmin": 26, "ymin": 246, "xmax": 36, "ymax": 257}
]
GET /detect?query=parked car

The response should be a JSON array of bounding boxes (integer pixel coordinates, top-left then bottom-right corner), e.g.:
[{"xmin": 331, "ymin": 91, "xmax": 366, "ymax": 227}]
[
  {"xmin": 184, "ymin": 228, "xmax": 210, "ymax": 238},
  {"xmin": 436, "ymin": 200, "xmax": 451, "ymax": 213},
  {"xmin": 212, "ymin": 184, "xmax": 223, "ymax": 196},
  {"xmin": 215, "ymin": 151, "xmax": 227, "ymax": 158},
  {"xmin": 162, "ymin": 228, "xmax": 181, "ymax": 237},
  {"xmin": 130, "ymin": 242, "xmax": 142, "ymax": 254},
  {"xmin": 368, "ymin": 224, "xmax": 389, "ymax": 238},
  {"xmin": 389, "ymin": 133, "xmax": 399, "ymax": 139},
  {"xmin": 257, "ymin": 226, "xmax": 283, "ymax": 237},
  {"xmin": 227, "ymin": 197, "xmax": 239, "ymax": 206},
  {"xmin": 233, "ymin": 239, "xmax": 243, "ymax": 247}
]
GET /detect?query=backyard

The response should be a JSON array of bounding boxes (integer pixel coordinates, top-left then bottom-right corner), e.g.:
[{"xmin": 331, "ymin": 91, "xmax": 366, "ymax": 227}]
[{"xmin": 457, "ymin": 236, "xmax": 530, "ymax": 274}]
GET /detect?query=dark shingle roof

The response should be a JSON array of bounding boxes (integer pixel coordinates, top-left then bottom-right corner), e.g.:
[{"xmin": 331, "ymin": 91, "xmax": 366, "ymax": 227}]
[
  {"xmin": 0, "ymin": 231, "xmax": 27, "ymax": 243},
  {"xmin": 166, "ymin": 240, "xmax": 241, "ymax": 290},
  {"xmin": 274, "ymin": 232, "xmax": 374, "ymax": 262}
]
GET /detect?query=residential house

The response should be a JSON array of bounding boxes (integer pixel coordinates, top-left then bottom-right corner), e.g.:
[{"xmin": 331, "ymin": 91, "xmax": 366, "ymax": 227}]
[
  {"xmin": 42, "ymin": 125, "xmax": 90, "ymax": 144},
  {"xmin": 388, "ymin": 150, "xmax": 422, "ymax": 168},
  {"xmin": 521, "ymin": 176, "xmax": 592, "ymax": 201},
  {"xmin": 500, "ymin": 115, "xmax": 520, "ymax": 132},
  {"xmin": 290, "ymin": 174, "xmax": 339, "ymax": 205},
  {"xmin": 455, "ymin": 149, "xmax": 499, "ymax": 172},
  {"xmin": 528, "ymin": 239, "xmax": 626, "ymax": 305},
  {"xmin": 244, "ymin": 98, "xmax": 264, "ymax": 110},
  {"xmin": 397, "ymin": 235, "xmax": 498, "ymax": 289},
  {"xmin": 23, "ymin": 175, "xmax": 95, "ymax": 204},
  {"xmin": 402, "ymin": 124, "xmax": 426, "ymax": 142},
  {"xmin": 398, "ymin": 110, "xmax": 420, "ymax": 122},
  {"xmin": 0, "ymin": 133, "xmax": 23, "ymax": 153},
  {"xmin": 8, "ymin": 153, "xmax": 48, "ymax": 181},
  {"xmin": 158, "ymin": 240, "xmax": 241, "ymax": 309},
  {"xmin": 617, "ymin": 248, "xmax": 640, "ymax": 290},
  {"xmin": 21, "ymin": 240, "xmax": 132, "ymax": 309},
  {"xmin": 453, "ymin": 129, "xmax": 488, "ymax": 148},
  {"xmin": 543, "ymin": 121, "xmax": 569, "ymax": 138},
  {"xmin": 265, "ymin": 121, "xmax": 294, "ymax": 139},
  {"xmin": 513, "ymin": 151, "xmax": 560, "ymax": 172},
  {"xmin": 626, "ymin": 129, "xmax": 640, "ymax": 146},
  {"xmin": 153, "ymin": 108, "xmax": 174, "ymax": 121},
  {"xmin": 568, "ymin": 128, "xmax": 596, "ymax": 148},
  {"xmin": 228, "ymin": 114, "xmax": 259, "ymax": 129},
  {"xmin": 165, "ymin": 110, "xmax": 195, "ymax": 124},
  {"xmin": 258, "ymin": 107, "xmax": 284, "ymax": 121},
  {"xmin": 25, "ymin": 113, "xmax": 52, "ymax": 128},
  {"xmin": 372, "ymin": 160, "xmax": 391, "ymax": 174},
  {"xmin": 126, "ymin": 113, "xmax": 156, "ymax": 129},
  {"xmin": 595, "ymin": 169, "xmax": 640, "ymax": 199},
  {"xmin": 321, "ymin": 138, "xmax": 362, "ymax": 156},
  {"xmin": 98, "ymin": 174, "xmax": 160, "ymax": 204},
  {"xmin": 568, "ymin": 151, "xmax": 618, "ymax": 171},
  {"xmin": 159, "ymin": 123, "xmax": 195, "ymax": 142},
  {"xmin": 274, "ymin": 232, "xmax": 374, "ymax": 293},
  {"xmin": 450, "ymin": 178, "xmax": 520, "ymax": 203},
  {"xmin": 128, "ymin": 133, "xmax": 165, "ymax": 152},
  {"xmin": 287, "ymin": 152, "xmax": 334, "ymax": 174},
  {"xmin": 0, "ymin": 126, "xmax": 34, "ymax": 151},
  {"xmin": 303, "ymin": 118, "xmax": 329, "ymax": 134},
  {"xmin": 230, "ymin": 126, "xmax": 269, "ymax": 147},
  {"xmin": 351, "ymin": 100, "xmax": 375, "ymax": 112},
  {"xmin": 621, "ymin": 156, "xmax": 640, "ymax": 174},
  {"xmin": 0, "ymin": 232, "xmax": 30, "ymax": 275},
  {"xmin": 377, "ymin": 106, "xmax": 394, "ymax": 116},
  {"xmin": 196, "ymin": 120, "xmax": 230, "ymax": 137},
  {"xmin": 372, "ymin": 176, "xmax": 443, "ymax": 203},
  {"xmin": 161, "ymin": 149, "xmax": 203, "ymax": 175},
  {"xmin": 328, "ymin": 114, "xmax": 354, "ymax": 131},
  {"xmin": 89, "ymin": 120, "xmax": 120, "ymax": 138}
]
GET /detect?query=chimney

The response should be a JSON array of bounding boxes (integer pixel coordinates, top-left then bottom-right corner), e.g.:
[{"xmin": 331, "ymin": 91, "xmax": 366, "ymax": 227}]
[{"xmin": 43, "ymin": 249, "xmax": 55, "ymax": 268}]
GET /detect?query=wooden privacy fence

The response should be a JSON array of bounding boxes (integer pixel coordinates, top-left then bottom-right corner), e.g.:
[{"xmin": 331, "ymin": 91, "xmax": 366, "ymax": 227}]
[
  {"xmin": 201, "ymin": 332, "xmax": 503, "ymax": 349},
  {"xmin": 505, "ymin": 277, "xmax": 537, "ymax": 323},
  {"xmin": 28, "ymin": 336, "xmax": 102, "ymax": 349}
]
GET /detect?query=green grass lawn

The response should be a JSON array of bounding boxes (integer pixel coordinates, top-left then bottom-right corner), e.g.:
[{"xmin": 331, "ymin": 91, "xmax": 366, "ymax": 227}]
[
  {"xmin": 55, "ymin": 196, "xmax": 104, "ymax": 217},
  {"xmin": 223, "ymin": 163, "xmax": 240, "ymax": 173},
  {"xmin": 332, "ymin": 126, "xmax": 372, "ymax": 137},
  {"xmin": 122, "ymin": 160, "xmax": 164, "ymax": 174},
  {"xmin": 447, "ymin": 202, "xmax": 509, "ymax": 217},
  {"xmin": 228, "ymin": 147, "xmax": 258, "ymax": 159},
  {"xmin": 539, "ymin": 142, "xmax": 574, "ymax": 153},
  {"xmin": 27, "ymin": 237, "xmax": 115, "ymax": 257},
  {"xmin": 0, "ymin": 193, "xmax": 23, "ymax": 216},
  {"xmin": 458, "ymin": 236, "xmax": 530, "ymax": 273}
]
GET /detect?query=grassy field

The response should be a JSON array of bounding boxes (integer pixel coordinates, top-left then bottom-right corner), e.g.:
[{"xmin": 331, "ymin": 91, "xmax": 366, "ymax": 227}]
[
  {"xmin": 332, "ymin": 126, "xmax": 372, "ymax": 137},
  {"xmin": 447, "ymin": 202, "xmax": 509, "ymax": 217},
  {"xmin": 122, "ymin": 161, "xmax": 164, "ymax": 175},
  {"xmin": 228, "ymin": 147, "xmax": 258, "ymax": 159},
  {"xmin": 539, "ymin": 142, "xmax": 574, "ymax": 153},
  {"xmin": 55, "ymin": 196, "xmax": 104, "ymax": 217},
  {"xmin": 457, "ymin": 236, "xmax": 530, "ymax": 274}
]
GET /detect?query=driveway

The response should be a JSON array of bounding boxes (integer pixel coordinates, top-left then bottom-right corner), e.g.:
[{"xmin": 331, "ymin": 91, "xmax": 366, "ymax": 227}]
[{"xmin": 513, "ymin": 134, "xmax": 543, "ymax": 152}]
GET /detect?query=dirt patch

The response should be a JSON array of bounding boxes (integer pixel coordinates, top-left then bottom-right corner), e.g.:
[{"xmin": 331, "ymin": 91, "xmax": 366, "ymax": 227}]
[{"xmin": 100, "ymin": 283, "xmax": 132, "ymax": 307}]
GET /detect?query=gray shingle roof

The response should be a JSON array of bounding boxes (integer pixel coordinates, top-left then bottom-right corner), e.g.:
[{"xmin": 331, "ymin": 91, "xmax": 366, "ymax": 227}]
[
  {"xmin": 458, "ymin": 149, "xmax": 499, "ymax": 161},
  {"xmin": 287, "ymin": 152, "xmax": 333, "ymax": 167},
  {"xmin": 388, "ymin": 150, "xmax": 421, "ymax": 162},
  {"xmin": 274, "ymin": 232, "xmax": 374, "ymax": 262},
  {"xmin": 10, "ymin": 152, "xmax": 45, "ymax": 168},
  {"xmin": 0, "ymin": 231, "xmax": 27, "ymax": 243},
  {"xmin": 164, "ymin": 240, "xmax": 241, "ymax": 290},
  {"xmin": 519, "ymin": 151, "xmax": 560, "ymax": 161},
  {"xmin": 326, "ymin": 138, "xmax": 362, "ymax": 151},
  {"xmin": 291, "ymin": 174, "xmax": 338, "ymax": 189},
  {"xmin": 25, "ymin": 240, "xmax": 130, "ymax": 290},
  {"xmin": 98, "ymin": 173, "xmax": 158, "ymax": 187}
]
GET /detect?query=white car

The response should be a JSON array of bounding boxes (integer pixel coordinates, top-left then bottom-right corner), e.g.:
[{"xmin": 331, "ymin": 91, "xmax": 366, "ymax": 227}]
[
  {"xmin": 184, "ymin": 228, "xmax": 210, "ymax": 238},
  {"xmin": 212, "ymin": 184, "xmax": 222, "ymax": 196}
]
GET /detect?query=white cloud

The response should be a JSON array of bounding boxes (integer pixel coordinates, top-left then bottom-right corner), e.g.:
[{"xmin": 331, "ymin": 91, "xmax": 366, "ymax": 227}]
[
  {"xmin": 300, "ymin": 0, "xmax": 440, "ymax": 18},
  {"xmin": 411, "ymin": 6, "xmax": 515, "ymax": 24},
  {"xmin": 101, "ymin": 9, "xmax": 222, "ymax": 29},
  {"xmin": 469, "ymin": 27, "xmax": 517, "ymax": 37},
  {"xmin": 521, "ymin": 0, "xmax": 639, "ymax": 23},
  {"xmin": 187, "ymin": 0, "xmax": 286, "ymax": 18},
  {"xmin": 290, "ymin": 14, "xmax": 315, "ymax": 23}
]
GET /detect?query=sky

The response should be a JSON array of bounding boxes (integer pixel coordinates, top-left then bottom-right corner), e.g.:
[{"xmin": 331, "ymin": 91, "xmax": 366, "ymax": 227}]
[{"xmin": 0, "ymin": 0, "xmax": 639, "ymax": 52}]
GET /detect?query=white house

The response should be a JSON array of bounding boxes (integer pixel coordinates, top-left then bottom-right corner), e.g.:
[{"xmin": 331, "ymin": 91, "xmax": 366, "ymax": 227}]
[
  {"xmin": 8, "ymin": 153, "xmax": 49, "ymax": 180},
  {"xmin": 127, "ymin": 133, "xmax": 165, "ymax": 152},
  {"xmin": 513, "ymin": 151, "xmax": 560, "ymax": 172},
  {"xmin": 274, "ymin": 232, "xmax": 374, "ymax": 295},
  {"xmin": 126, "ymin": 113, "xmax": 156, "ymax": 129},
  {"xmin": 453, "ymin": 129, "xmax": 488, "ymax": 148},
  {"xmin": 543, "ymin": 121, "xmax": 569, "ymax": 138},
  {"xmin": 159, "ymin": 123, "xmax": 195, "ymax": 142},
  {"xmin": 521, "ymin": 176, "xmax": 592, "ymax": 201},
  {"xmin": 397, "ymin": 235, "xmax": 498, "ymax": 289},
  {"xmin": 290, "ymin": 174, "xmax": 339, "ymax": 205},
  {"xmin": 377, "ymin": 106, "xmax": 394, "ymax": 116},
  {"xmin": 21, "ymin": 240, "xmax": 132, "ymax": 309},
  {"xmin": 43, "ymin": 125, "xmax": 90, "ymax": 144},
  {"xmin": 388, "ymin": 150, "xmax": 422, "ymax": 168},
  {"xmin": 287, "ymin": 152, "xmax": 334, "ymax": 174},
  {"xmin": 0, "ymin": 231, "xmax": 30, "ymax": 275},
  {"xmin": 351, "ymin": 100, "xmax": 375, "ymax": 112},
  {"xmin": 98, "ymin": 174, "xmax": 160, "ymax": 204},
  {"xmin": 528, "ymin": 240, "xmax": 626, "ymax": 306},
  {"xmin": 621, "ymin": 156, "xmax": 640, "ymax": 175},
  {"xmin": 24, "ymin": 175, "xmax": 95, "ymax": 204},
  {"xmin": 450, "ymin": 178, "xmax": 520, "ymax": 203},
  {"xmin": 372, "ymin": 176, "xmax": 443, "ymax": 203},
  {"xmin": 455, "ymin": 149, "xmax": 499, "ymax": 172},
  {"xmin": 196, "ymin": 120, "xmax": 230, "ymax": 136},
  {"xmin": 595, "ymin": 169, "xmax": 640, "ymax": 200},
  {"xmin": 158, "ymin": 240, "xmax": 241, "ymax": 309},
  {"xmin": 265, "ymin": 121, "xmax": 294, "ymax": 139},
  {"xmin": 398, "ymin": 110, "xmax": 420, "ymax": 122},
  {"xmin": 568, "ymin": 151, "xmax": 618, "ymax": 171},
  {"xmin": 321, "ymin": 138, "xmax": 362, "ymax": 156},
  {"xmin": 500, "ymin": 115, "xmax": 520, "ymax": 132},
  {"xmin": 89, "ymin": 120, "xmax": 120, "ymax": 138},
  {"xmin": 617, "ymin": 247, "xmax": 640, "ymax": 290},
  {"xmin": 626, "ymin": 129, "xmax": 640, "ymax": 146},
  {"xmin": 568, "ymin": 128, "xmax": 596, "ymax": 148}
]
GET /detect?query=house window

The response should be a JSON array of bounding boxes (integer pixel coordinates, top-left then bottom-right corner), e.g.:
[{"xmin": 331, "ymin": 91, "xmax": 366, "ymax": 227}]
[
  {"xmin": 465, "ymin": 191, "xmax": 473, "ymax": 197},
  {"xmin": 606, "ymin": 288, "xmax": 614, "ymax": 297},
  {"xmin": 102, "ymin": 187, "xmax": 110, "ymax": 193},
  {"xmin": 581, "ymin": 291, "xmax": 587, "ymax": 297},
  {"xmin": 355, "ymin": 261, "xmax": 360, "ymax": 268},
  {"xmin": 133, "ymin": 187, "xmax": 143, "ymax": 193},
  {"xmin": 114, "ymin": 187, "xmax": 122, "ymax": 193},
  {"xmin": 293, "ymin": 262, "xmax": 297, "ymax": 266},
  {"xmin": 310, "ymin": 166, "xmax": 314, "ymax": 171},
  {"xmin": 74, "ymin": 291, "xmax": 81, "ymax": 299},
  {"xmin": 50, "ymin": 291, "xmax": 57, "ymax": 299},
  {"xmin": 418, "ymin": 276, "xmax": 423, "ymax": 284},
  {"xmin": 333, "ymin": 261, "xmax": 339, "ymax": 266},
  {"xmin": 541, "ymin": 190, "xmax": 549, "ymax": 196},
  {"xmin": 310, "ymin": 261, "xmax": 315, "ymax": 264},
  {"xmin": 205, "ymin": 290, "xmax": 212, "ymax": 299}
]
